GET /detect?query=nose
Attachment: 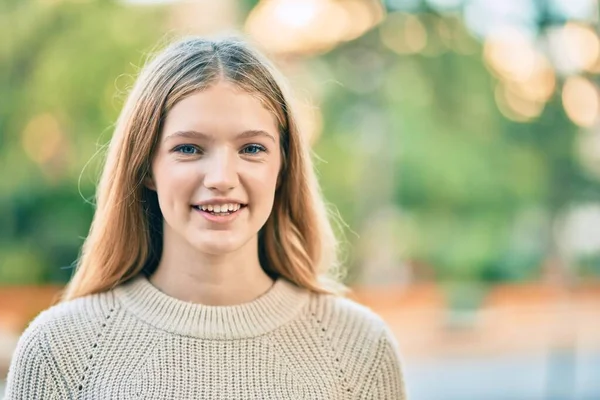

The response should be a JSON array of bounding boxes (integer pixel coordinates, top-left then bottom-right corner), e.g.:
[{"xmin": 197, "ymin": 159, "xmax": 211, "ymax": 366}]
[{"xmin": 203, "ymin": 148, "xmax": 239, "ymax": 192}]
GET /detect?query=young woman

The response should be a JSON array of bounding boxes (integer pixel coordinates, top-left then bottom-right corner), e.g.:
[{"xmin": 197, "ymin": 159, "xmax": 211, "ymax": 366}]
[{"xmin": 6, "ymin": 36, "xmax": 406, "ymax": 399}]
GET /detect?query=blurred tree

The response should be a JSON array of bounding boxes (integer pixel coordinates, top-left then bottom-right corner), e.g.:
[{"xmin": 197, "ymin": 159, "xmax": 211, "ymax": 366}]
[
  {"xmin": 1, "ymin": 0, "xmax": 599, "ymax": 287},
  {"xmin": 0, "ymin": 0, "xmax": 165, "ymax": 284},
  {"xmin": 314, "ymin": 10, "xmax": 600, "ymax": 284}
]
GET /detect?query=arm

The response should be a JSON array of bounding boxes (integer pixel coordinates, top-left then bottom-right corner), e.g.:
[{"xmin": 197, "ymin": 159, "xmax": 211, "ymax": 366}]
[
  {"xmin": 4, "ymin": 327, "xmax": 59, "ymax": 399},
  {"xmin": 361, "ymin": 326, "xmax": 408, "ymax": 399}
]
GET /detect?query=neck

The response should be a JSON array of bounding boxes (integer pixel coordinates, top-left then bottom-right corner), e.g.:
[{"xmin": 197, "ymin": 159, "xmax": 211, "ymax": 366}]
[{"xmin": 150, "ymin": 233, "xmax": 274, "ymax": 306}]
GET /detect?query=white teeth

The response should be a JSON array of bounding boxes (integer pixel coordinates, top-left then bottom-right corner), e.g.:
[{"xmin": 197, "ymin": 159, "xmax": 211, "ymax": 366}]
[{"xmin": 197, "ymin": 203, "xmax": 243, "ymax": 213}]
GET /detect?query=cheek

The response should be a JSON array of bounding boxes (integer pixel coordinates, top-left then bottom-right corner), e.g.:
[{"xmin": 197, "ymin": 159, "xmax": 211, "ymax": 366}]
[
  {"xmin": 243, "ymin": 167, "xmax": 279, "ymax": 210},
  {"xmin": 254, "ymin": 162, "xmax": 280, "ymax": 192},
  {"xmin": 152, "ymin": 160, "xmax": 197, "ymax": 202}
]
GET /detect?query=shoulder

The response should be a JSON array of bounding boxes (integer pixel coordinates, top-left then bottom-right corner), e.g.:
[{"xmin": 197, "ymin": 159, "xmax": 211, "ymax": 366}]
[
  {"xmin": 5, "ymin": 291, "xmax": 119, "ymax": 398},
  {"xmin": 303, "ymin": 291, "xmax": 397, "ymax": 362},
  {"xmin": 23, "ymin": 290, "xmax": 119, "ymax": 340},
  {"xmin": 307, "ymin": 291, "xmax": 391, "ymax": 341},
  {"xmin": 306, "ymin": 292, "xmax": 407, "ymax": 398},
  {"xmin": 12, "ymin": 290, "xmax": 119, "ymax": 361}
]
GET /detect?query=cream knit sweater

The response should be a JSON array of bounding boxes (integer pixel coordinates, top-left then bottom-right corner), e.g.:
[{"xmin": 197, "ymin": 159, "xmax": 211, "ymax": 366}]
[{"xmin": 5, "ymin": 275, "xmax": 406, "ymax": 399}]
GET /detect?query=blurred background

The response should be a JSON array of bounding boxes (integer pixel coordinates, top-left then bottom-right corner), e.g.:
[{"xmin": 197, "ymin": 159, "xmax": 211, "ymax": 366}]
[{"xmin": 1, "ymin": 0, "xmax": 600, "ymax": 398}]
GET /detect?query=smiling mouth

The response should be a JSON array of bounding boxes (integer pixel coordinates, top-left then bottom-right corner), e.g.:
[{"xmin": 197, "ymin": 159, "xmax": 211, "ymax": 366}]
[{"xmin": 192, "ymin": 204, "xmax": 247, "ymax": 216}]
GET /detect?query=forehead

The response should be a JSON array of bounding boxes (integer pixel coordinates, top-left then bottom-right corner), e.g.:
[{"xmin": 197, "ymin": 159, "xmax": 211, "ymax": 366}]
[{"xmin": 162, "ymin": 81, "xmax": 279, "ymax": 140}]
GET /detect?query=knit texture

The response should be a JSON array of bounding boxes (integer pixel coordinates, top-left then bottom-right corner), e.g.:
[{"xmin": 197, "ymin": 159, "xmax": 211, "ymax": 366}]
[{"xmin": 5, "ymin": 275, "xmax": 406, "ymax": 399}]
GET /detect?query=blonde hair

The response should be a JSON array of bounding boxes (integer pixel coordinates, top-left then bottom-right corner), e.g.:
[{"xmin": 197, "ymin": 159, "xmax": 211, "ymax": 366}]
[{"xmin": 62, "ymin": 36, "xmax": 347, "ymax": 301}]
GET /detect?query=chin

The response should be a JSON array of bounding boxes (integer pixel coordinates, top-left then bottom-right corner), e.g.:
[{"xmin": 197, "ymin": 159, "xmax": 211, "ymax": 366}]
[{"xmin": 189, "ymin": 236, "xmax": 245, "ymax": 256}]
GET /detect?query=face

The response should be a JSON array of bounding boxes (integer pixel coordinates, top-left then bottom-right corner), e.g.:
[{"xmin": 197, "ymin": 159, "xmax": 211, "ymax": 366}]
[{"xmin": 148, "ymin": 80, "xmax": 281, "ymax": 256}]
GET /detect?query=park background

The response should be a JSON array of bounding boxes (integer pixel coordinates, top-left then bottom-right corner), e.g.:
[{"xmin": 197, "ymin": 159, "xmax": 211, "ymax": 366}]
[{"xmin": 1, "ymin": 0, "xmax": 600, "ymax": 398}]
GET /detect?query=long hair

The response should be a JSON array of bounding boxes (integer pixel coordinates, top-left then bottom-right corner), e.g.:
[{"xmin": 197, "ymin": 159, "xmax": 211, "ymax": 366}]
[{"xmin": 61, "ymin": 36, "xmax": 347, "ymax": 301}]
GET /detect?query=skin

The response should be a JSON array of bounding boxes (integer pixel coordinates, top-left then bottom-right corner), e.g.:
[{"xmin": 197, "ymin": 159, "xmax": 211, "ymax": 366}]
[{"xmin": 145, "ymin": 80, "xmax": 281, "ymax": 306}]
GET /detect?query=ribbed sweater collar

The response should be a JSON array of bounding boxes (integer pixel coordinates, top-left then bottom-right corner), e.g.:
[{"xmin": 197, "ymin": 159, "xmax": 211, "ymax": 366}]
[{"xmin": 113, "ymin": 274, "xmax": 310, "ymax": 340}]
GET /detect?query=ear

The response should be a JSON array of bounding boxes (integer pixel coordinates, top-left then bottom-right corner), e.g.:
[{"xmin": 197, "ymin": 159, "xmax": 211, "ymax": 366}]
[{"xmin": 144, "ymin": 173, "xmax": 156, "ymax": 191}]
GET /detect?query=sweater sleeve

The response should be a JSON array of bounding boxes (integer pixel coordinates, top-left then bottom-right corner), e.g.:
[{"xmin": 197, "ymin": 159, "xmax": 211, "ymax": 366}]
[
  {"xmin": 362, "ymin": 326, "xmax": 408, "ymax": 399},
  {"xmin": 4, "ymin": 327, "xmax": 58, "ymax": 399}
]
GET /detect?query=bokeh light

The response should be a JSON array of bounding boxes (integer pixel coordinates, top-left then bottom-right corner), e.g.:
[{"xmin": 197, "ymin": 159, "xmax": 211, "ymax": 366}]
[
  {"xmin": 546, "ymin": 22, "xmax": 600, "ymax": 75},
  {"xmin": 245, "ymin": 0, "xmax": 384, "ymax": 55},
  {"xmin": 379, "ymin": 12, "xmax": 427, "ymax": 54},
  {"xmin": 483, "ymin": 28, "xmax": 540, "ymax": 83},
  {"xmin": 495, "ymin": 83, "xmax": 545, "ymax": 122},
  {"xmin": 3, "ymin": 1, "xmax": 600, "ymax": 398},
  {"xmin": 21, "ymin": 113, "xmax": 64, "ymax": 166},
  {"xmin": 562, "ymin": 76, "xmax": 600, "ymax": 128}
]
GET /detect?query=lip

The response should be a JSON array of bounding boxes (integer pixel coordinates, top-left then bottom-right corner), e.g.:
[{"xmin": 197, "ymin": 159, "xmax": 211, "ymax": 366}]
[
  {"xmin": 192, "ymin": 204, "xmax": 246, "ymax": 224},
  {"xmin": 194, "ymin": 198, "xmax": 247, "ymax": 206}
]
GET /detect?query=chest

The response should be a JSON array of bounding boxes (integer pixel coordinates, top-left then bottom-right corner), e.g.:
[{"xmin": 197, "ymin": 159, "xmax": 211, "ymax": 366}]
[{"xmin": 74, "ymin": 336, "xmax": 354, "ymax": 400}]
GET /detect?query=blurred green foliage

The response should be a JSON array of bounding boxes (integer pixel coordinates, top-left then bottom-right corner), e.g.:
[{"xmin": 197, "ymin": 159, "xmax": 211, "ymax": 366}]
[
  {"xmin": 1, "ymin": 0, "xmax": 165, "ymax": 284},
  {"xmin": 1, "ymin": 0, "xmax": 599, "ymax": 286},
  {"xmin": 312, "ymin": 14, "xmax": 600, "ymax": 284}
]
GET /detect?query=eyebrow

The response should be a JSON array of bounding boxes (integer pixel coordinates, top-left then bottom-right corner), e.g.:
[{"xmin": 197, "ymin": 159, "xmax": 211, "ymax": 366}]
[{"xmin": 164, "ymin": 129, "xmax": 276, "ymax": 143}]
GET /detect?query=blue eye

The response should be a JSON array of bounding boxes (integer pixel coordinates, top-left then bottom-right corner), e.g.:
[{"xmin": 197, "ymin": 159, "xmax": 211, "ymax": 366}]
[
  {"xmin": 242, "ymin": 144, "xmax": 266, "ymax": 155},
  {"xmin": 175, "ymin": 145, "xmax": 199, "ymax": 155}
]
